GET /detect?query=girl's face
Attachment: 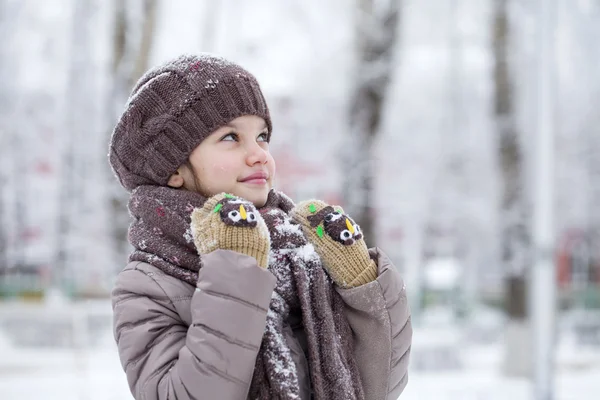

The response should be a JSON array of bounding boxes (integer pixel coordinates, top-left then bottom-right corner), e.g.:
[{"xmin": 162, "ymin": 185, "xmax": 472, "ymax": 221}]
[{"xmin": 168, "ymin": 115, "xmax": 276, "ymax": 207}]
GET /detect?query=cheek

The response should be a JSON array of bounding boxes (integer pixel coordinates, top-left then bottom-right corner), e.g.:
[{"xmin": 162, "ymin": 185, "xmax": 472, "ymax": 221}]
[
  {"xmin": 195, "ymin": 151, "xmax": 235, "ymax": 175},
  {"xmin": 208, "ymin": 163, "xmax": 235, "ymax": 176},
  {"xmin": 191, "ymin": 154, "xmax": 238, "ymax": 193},
  {"xmin": 267, "ymin": 153, "xmax": 276, "ymax": 177},
  {"xmin": 200, "ymin": 161, "xmax": 238, "ymax": 185}
]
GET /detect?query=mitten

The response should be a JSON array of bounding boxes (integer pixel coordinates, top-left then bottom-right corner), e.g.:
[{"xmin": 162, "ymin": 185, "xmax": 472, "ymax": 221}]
[
  {"xmin": 191, "ymin": 193, "xmax": 271, "ymax": 268},
  {"xmin": 290, "ymin": 200, "xmax": 377, "ymax": 288}
]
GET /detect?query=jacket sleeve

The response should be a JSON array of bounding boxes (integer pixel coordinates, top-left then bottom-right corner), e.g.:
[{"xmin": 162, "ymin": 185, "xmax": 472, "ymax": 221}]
[
  {"xmin": 335, "ymin": 247, "xmax": 412, "ymax": 400},
  {"xmin": 112, "ymin": 250, "xmax": 276, "ymax": 400}
]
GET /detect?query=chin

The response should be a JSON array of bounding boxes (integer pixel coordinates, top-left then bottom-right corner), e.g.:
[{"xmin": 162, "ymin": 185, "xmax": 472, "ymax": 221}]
[
  {"xmin": 248, "ymin": 192, "xmax": 269, "ymax": 208},
  {"xmin": 234, "ymin": 187, "xmax": 270, "ymax": 208}
]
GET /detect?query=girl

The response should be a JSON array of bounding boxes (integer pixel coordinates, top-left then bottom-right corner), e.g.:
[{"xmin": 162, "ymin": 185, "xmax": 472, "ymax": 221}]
[{"xmin": 109, "ymin": 54, "xmax": 411, "ymax": 400}]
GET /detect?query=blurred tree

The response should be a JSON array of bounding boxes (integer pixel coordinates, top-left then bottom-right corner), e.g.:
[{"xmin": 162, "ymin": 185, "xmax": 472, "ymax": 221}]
[
  {"xmin": 583, "ymin": 16, "xmax": 600, "ymax": 281},
  {"xmin": 0, "ymin": 0, "xmax": 10, "ymax": 272},
  {"xmin": 0, "ymin": 0, "xmax": 27, "ymax": 278},
  {"xmin": 0, "ymin": 170, "xmax": 4, "ymax": 273},
  {"xmin": 133, "ymin": 0, "xmax": 158, "ymax": 84},
  {"xmin": 590, "ymin": 117, "xmax": 600, "ymax": 275},
  {"xmin": 107, "ymin": 0, "xmax": 158, "ymax": 268},
  {"xmin": 107, "ymin": 0, "xmax": 131, "ymax": 269},
  {"xmin": 56, "ymin": 0, "xmax": 96, "ymax": 290},
  {"xmin": 344, "ymin": 0, "xmax": 401, "ymax": 247},
  {"xmin": 493, "ymin": 0, "xmax": 532, "ymax": 377}
]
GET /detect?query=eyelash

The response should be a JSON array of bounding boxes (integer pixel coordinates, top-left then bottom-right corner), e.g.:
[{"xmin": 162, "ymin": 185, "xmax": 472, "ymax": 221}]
[{"xmin": 221, "ymin": 132, "xmax": 269, "ymax": 142}]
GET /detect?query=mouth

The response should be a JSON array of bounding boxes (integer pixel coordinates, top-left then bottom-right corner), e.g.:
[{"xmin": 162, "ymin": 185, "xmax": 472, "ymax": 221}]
[{"xmin": 239, "ymin": 171, "xmax": 269, "ymax": 185}]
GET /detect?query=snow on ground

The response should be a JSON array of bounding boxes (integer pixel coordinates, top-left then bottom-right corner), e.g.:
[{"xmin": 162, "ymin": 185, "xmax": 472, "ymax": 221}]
[
  {"xmin": 1, "ymin": 301, "xmax": 599, "ymax": 399},
  {"xmin": 402, "ymin": 339, "xmax": 600, "ymax": 400}
]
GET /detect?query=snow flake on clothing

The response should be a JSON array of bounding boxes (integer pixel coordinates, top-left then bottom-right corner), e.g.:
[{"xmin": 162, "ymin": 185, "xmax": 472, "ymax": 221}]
[{"xmin": 183, "ymin": 228, "xmax": 194, "ymax": 244}]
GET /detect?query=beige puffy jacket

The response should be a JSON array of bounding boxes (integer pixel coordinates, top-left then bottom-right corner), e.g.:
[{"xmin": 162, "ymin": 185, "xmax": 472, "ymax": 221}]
[{"xmin": 112, "ymin": 248, "xmax": 412, "ymax": 399}]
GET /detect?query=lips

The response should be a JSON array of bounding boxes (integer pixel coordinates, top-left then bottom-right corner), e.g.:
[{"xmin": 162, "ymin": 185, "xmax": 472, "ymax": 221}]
[{"xmin": 239, "ymin": 171, "xmax": 269, "ymax": 183}]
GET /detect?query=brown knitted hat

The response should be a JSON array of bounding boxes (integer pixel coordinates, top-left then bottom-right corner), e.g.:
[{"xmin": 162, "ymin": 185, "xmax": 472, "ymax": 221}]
[{"xmin": 108, "ymin": 54, "xmax": 272, "ymax": 191}]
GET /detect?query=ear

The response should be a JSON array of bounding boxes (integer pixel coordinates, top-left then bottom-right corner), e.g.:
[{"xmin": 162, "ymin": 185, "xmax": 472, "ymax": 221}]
[{"xmin": 167, "ymin": 170, "xmax": 184, "ymax": 188}]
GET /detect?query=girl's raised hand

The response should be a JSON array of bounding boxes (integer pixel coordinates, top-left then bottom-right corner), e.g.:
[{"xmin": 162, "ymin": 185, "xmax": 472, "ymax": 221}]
[
  {"xmin": 191, "ymin": 193, "xmax": 271, "ymax": 268},
  {"xmin": 290, "ymin": 200, "xmax": 377, "ymax": 288}
]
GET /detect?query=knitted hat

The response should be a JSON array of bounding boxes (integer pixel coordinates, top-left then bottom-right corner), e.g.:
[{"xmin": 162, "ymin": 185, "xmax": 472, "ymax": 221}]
[{"xmin": 108, "ymin": 54, "xmax": 272, "ymax": 191}]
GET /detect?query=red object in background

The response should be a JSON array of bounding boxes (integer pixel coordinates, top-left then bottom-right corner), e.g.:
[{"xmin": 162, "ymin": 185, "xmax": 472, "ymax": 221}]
[
  {"xmin": 20, "ymin": 226, "xmax": 42, "ymax": 242},
  {"xmin": 556, "ymin": 247, "xmax": 570, "ymax": 288},
  {"xmin": 388, "ymin": 227, "xmax": 404, "ymax": 241},
  {"xmin": 557, "ymin": 229, "xmax": 581, "ymax": 288},
  {"xmin": 556, "ymin": 229, "xmax": 600, "ymax": 287},
  {"xmin": 34, "ymin": 160, "xmax": 53, "ymax": 175},
  {"xmin": 39, "ymin": 264, "xmax": 52, "ymax": 285},
  {"xmin": 323, "ymin": 192, "xmax": 342, "ymax": 206}
]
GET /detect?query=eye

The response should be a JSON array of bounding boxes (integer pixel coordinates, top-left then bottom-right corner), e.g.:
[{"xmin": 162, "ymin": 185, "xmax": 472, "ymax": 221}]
[
  {"xmin": 257, "ymin": 132, "xmax": 269, "ymax": 142},
  {"xmin": 221, "ymin": 132, "xmax": 238, "ymax": 142},
  {"xmin": 340, "ymin": 230, "xmax": 352, "ymax": 240},
  {"xmin": 247, "ymin": 211, "xmax": 256, "ymax": 222},
  {"xmin": 327, "ymin": 212, "xmax": 342, "ymax": 222},
  {"xmin": 228, "ymin": 210, "xmax": 241, "ymax": 222},
  {"xmin": 354, "ymin": 225, "xmax": 361, "ymax": 233}
]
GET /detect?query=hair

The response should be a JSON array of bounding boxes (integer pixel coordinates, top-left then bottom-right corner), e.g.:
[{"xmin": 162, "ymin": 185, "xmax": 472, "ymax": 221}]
[{"xmin": 184, "ymin": 160, "xmax": 204, "ymax": 194}]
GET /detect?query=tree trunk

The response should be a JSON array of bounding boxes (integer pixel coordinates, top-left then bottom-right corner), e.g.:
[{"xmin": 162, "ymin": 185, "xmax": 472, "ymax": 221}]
[
  {"xmin": 587, "ymin": 87, "xmax": 600, "ymax": 275},
  {"xmin": 132, "ymin": 0, "xmax": 157, "ymax": 85},
  {"xmin": 55, "ymin": 0, "xmax": 96, "ymax": 292},
  {"xmin": 1, "ymin": 1, "xmax": 26, "ymax": 280},
  {"xmin": 493, "ymin": 0, "xmax": 532, "ymax": 377},
  {"xmin": 344, "ymin": 0, "xmax": 401, "ymax": 247},
  {"xmin": 0, "ymin": 169, "xmax": 5, "ymax": 272},
  {"xmin": 107, "ymin": 0, "xmax": 158, "ymax": 268},
  {"xmin": 106, "ymin": 0, "xmax": 130, "ymax": 269},
  {"xmin": 0, "ymin": 0, "xmax": 16, "ymax": 273}
]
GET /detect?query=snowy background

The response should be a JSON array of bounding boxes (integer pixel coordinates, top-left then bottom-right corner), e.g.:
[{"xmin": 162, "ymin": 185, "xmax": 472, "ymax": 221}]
[{"xmin": 1, "ymin": 0, "xmax": 599, "ymax": 399}]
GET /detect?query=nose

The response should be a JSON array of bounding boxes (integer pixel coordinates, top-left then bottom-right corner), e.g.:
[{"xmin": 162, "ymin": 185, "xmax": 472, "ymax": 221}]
[{"xmin": 245, "ymin": 141, "xmax": 269, "ymax": 166}]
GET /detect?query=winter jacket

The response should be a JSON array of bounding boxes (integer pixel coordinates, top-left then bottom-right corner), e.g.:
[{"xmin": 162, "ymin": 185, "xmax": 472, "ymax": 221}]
[{"xmin": 112, "ymin": 247, "xmax": 412, "ymax": 400}]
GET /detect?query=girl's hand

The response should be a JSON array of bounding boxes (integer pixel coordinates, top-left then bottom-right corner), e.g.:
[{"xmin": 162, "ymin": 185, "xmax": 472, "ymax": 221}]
[
  {"xmin": 191, "ymin": 193, "xmax": 271, "ymax": 268},
  {"xmin": 290, "ymin": 200, "xmax": 377, "ymax": 288}
]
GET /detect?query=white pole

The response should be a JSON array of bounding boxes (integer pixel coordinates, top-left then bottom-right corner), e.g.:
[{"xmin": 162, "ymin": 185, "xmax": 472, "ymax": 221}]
[
  {"xmin": 531, "ymin": 0, "xmax": 557, "ymax": 398},
  {"xmin": 405, "ymin": 225, "xmax": 424, "ymax": 323}
]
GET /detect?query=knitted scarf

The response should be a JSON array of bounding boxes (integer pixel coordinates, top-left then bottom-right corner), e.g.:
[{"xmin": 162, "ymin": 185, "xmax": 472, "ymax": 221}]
[{"xmin": 128, "ymin": 186, "xmax": 364, "ymax": 400}]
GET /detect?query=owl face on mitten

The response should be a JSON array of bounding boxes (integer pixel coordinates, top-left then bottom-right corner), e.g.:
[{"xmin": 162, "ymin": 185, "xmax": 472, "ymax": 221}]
[
  {"xmin": 306, "ymin": 206, "xmax": 363, "ymax": 246},
  {"xmin": 214, "ymin": 197, "xmax": 260, "ymax": 227}
]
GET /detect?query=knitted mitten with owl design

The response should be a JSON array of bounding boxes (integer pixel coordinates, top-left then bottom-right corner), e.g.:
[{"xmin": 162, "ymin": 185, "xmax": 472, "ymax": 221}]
[
  {"xmin": 290, "ymin": 200, "xmax": 377, "ymax": 288},
  {"xmin": 190, "ymin": 193, "xmax": 271, "ymax": 269}
]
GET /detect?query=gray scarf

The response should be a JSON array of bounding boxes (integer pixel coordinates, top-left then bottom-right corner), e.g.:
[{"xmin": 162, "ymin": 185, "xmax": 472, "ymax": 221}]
[{"xmin": 128, "ymin": 186, "xmax": 364, "ymax": 400}]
